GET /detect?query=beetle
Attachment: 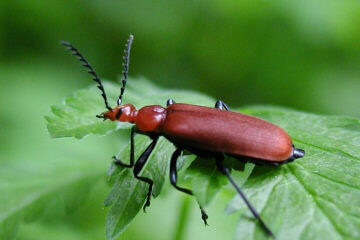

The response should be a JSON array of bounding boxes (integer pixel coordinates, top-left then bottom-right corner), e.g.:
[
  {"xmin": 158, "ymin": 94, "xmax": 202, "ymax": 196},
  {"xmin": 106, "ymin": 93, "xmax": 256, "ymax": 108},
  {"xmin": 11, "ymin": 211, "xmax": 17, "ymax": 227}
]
[{"xmin": 61, "ymin": 34, "xmax": 305, "ymax": 238}]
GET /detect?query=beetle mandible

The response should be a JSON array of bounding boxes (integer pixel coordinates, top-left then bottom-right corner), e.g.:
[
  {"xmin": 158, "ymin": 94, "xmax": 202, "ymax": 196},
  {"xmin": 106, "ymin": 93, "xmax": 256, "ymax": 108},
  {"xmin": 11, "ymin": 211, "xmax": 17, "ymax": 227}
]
[{"xmin": 61, "ymin": 34, "xmax": 305, "ymax": 238}]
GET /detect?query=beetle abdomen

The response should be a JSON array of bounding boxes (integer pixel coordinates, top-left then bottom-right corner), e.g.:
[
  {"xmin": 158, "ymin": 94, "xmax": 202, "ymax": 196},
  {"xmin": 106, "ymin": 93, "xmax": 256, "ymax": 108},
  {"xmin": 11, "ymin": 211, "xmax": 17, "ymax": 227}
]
[{"xmin": 160, "ymin": 104, "xmax": 292, "ymax": 161}]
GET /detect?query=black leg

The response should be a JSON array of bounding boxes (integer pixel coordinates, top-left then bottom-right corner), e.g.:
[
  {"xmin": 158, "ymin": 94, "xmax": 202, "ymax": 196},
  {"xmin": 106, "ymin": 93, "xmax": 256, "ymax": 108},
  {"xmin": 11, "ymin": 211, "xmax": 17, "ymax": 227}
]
[
  {"xmin": 170, "ymin": 148, "xmax": 209, "ymax": 225},
  {"xmin": 215, "ymin": 100, "xmax": 229, "ymax": 110},
  {"xmin": 216, "ymin": 156, "xmax": 274, "ymax": 238},
  {"xmin": 167, "ymin": 98, "xmax": 175, "ymax": 106},
  {"xmin": 113, "ymin": 126, "xmax": 136, "ymax": 168},
  {"xmin": 133, "ymin": 136, "xmax": 159, "ymax": 212}
]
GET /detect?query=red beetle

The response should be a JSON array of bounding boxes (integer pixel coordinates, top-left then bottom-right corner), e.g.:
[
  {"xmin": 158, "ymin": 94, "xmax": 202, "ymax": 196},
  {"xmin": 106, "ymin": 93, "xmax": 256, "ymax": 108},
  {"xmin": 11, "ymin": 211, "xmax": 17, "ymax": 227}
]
[{"xmin": 61, "ymin": 35, "xmax": 305, "ymax": 238}]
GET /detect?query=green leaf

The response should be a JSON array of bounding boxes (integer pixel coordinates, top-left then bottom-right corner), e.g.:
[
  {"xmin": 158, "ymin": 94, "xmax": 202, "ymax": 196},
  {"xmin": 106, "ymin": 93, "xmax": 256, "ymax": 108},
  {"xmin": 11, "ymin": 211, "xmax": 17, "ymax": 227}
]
[
  {"xmin": 226, "ymin": 106, "xmax": 360, "ymax": 240},
  {"xmin": 46, "ymin": 77, "xmax": 213, "ymax": 139}
]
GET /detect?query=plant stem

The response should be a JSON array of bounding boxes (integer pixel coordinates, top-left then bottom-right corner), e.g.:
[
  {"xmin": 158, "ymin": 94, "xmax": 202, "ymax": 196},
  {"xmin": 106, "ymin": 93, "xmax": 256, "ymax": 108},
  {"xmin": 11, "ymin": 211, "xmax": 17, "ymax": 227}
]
[{"xmin": 172, "ymin": 195, "xmax": 191, "ymax": 240}]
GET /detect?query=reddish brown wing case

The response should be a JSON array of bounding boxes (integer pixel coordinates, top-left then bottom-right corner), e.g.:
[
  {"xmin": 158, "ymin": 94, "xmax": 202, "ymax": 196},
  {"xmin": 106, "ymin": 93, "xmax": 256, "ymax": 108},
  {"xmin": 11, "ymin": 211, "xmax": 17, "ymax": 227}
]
[{"xmin": 159, "ymin": 103, "xmax": 292, "ymax": 161}]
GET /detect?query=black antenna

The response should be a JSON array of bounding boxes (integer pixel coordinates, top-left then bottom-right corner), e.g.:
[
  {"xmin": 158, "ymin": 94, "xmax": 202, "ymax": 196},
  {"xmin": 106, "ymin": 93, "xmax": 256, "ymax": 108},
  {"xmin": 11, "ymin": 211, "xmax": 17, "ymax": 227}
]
[
  {"xmin": 117, "ymin": 34, "xmax": 134, "ymax": 105},
  {"xmin": 60, "ymin": 41, "xmax": 112, "ymax": 111}
]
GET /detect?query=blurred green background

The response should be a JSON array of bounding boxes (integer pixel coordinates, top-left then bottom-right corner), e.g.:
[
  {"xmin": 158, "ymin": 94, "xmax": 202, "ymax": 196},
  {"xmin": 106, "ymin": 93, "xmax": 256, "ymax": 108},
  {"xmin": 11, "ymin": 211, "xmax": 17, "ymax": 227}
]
[{"xmin": 1, "ymin": 0, "xmax": 360, "ymax": 239}]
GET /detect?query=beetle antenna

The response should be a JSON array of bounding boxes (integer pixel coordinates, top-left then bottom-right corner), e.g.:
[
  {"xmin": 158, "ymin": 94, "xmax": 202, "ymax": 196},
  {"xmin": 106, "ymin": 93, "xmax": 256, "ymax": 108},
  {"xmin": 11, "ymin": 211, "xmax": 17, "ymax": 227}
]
[
  {"xmin": 117, "ymin": 34, "xmax": 134, "ymax": 106},
  {"xmin": 60, "ymin": 41, "xmax": 112, "ymax": 111},
  {"xmin": 216, "ymin": 160, "xmax": 275, "ymax": 238}
]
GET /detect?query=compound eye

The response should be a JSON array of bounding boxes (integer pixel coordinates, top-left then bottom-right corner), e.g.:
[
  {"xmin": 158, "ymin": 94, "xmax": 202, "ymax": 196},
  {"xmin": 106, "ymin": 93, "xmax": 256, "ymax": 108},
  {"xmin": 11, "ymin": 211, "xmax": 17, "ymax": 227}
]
[{"xmin": 115, "ymin": 108, "xmax": 123, "ymax": 119}]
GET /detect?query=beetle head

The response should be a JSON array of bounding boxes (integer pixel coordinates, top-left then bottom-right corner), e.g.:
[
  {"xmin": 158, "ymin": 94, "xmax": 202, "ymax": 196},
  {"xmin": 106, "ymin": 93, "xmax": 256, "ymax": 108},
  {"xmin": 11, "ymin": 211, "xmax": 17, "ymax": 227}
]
[{"xmin": 97, "ymin": 104, "xmax": 137, "ymax": 123}]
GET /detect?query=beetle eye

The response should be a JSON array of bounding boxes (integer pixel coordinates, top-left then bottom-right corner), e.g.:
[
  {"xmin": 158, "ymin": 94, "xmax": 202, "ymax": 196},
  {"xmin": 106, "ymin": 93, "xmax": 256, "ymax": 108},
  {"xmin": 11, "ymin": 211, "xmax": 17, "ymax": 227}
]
[{"xmin": 115, "ymin": 108, "xmax": 123, "ymax": 119}]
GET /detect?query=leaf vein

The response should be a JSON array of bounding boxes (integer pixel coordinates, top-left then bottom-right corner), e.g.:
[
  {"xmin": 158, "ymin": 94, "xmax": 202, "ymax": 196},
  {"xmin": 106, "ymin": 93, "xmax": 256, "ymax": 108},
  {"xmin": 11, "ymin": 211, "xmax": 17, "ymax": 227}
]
[
  {"xmin": 286, "ymin": 165, "xmax": 344, "ymax": 238},
  {"xmin": 294, "ymin": 162, "xmax": 360, "ymax": 190},
  {"xmin": 292, "ymin": 138, "xmax": 360, "ymax": 161}
]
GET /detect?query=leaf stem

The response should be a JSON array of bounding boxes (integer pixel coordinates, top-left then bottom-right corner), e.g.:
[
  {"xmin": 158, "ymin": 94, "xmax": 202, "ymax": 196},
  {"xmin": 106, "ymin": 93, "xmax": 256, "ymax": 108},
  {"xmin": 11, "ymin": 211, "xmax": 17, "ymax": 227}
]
[{"xmin": 172, "ymin": 195, "xmax": 191, "ymax": 240}]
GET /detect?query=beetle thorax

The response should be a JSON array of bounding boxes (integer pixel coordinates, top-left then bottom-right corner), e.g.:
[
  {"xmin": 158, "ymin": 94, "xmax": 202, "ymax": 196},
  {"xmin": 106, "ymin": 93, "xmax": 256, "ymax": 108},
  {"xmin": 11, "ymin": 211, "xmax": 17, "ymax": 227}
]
[{"xmin": 135, "ymin": 105, "xmax": 166, "ymax": 132}]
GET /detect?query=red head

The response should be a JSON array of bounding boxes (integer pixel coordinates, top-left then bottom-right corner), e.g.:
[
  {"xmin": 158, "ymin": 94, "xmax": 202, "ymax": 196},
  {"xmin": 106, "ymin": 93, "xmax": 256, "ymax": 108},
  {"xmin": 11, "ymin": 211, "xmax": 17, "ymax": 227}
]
[{"xmin": 101, "ymin": 104, "xmax": 138, "ymax": 123}]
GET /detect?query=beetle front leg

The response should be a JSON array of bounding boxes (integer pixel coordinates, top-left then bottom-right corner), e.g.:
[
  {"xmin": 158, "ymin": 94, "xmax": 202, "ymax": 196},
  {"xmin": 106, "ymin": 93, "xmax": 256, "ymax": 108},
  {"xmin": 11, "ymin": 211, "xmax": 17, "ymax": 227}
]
[
  {"xmin": 170, "ymin": 148, "xmax": 209, "ymax": 225},
  {"xmin": 215, "ymin": 100, "xmax": 229, "ymax": 110},
  {"xmin": 215, "ymin": 156, "xmax": 274, "ymax": 238},
  {"xmin": 133, "ymin": 136, "xmax": 159, "ymax": 212},
  {"xmin": 113, "ymin": 126, "xmax": 136, "ymax": 168}
]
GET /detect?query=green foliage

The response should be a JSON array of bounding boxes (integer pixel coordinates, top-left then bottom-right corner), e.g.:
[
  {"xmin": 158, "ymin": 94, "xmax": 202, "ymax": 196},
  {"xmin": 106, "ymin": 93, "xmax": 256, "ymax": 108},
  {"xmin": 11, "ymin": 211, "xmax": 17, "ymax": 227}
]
[
  {"xmin": 5, "ymin": 1, "xmax": 360, "ymax": 239},
  {"xmin": 0, "ymin": 163, "xmax": 103, "ymax": 240},
  {"xmin": 45, "ymin": 79, "xmax": 360, "ymax": 240}
]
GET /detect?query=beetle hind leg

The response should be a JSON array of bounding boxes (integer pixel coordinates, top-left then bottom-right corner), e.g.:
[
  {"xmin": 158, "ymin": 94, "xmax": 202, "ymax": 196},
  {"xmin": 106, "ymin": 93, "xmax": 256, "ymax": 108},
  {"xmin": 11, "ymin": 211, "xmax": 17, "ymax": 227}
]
[
  {"xmin": 215, "ymin": 100, "xmax": 229, "ymax": 110},
  {"xmin": 170, "ymin": 148, "xmax": 209, "ymax": 225},
  {"xmin": 216, "ymin": 155, "xmax": 275, "ymax": 238}
]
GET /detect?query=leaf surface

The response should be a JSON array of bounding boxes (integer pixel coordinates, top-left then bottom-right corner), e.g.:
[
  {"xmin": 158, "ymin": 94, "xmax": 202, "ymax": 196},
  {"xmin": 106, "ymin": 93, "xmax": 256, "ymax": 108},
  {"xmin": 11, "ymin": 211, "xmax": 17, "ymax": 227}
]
[
  {"xmin": 45, "ymin": 80, "xmax": 360, "ymax": 240},
  {"xmin": 227, "ymin": 106, "xmax": 360, "ymax": 240}
]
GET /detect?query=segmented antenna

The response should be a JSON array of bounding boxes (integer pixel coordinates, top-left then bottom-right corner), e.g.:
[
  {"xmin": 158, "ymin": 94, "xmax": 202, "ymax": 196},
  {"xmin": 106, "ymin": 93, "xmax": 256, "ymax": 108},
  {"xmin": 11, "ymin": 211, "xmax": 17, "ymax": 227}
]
[
  {"xmin": 60, "ymin": 41, "xmax": 112, "ymax": 111},
  {"xmin": 117, "ymin": 34, "xmax": 134, "ymax": 105}
]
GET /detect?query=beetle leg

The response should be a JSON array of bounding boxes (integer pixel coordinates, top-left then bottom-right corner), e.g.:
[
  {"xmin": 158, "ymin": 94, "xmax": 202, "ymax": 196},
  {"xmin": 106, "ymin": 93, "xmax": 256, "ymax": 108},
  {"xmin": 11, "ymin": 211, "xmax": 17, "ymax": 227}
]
[
  {"xmin": 215, "ymin": 156, "xmax": 274, "ymax": 238},
  {"xmin": 113, "ymin": 126, "xmax": 136, "ymax": 168},
  {"xmin": 133, "ymin": 136, "xmax": 159, "ymax": 212},
  {"xmin": 166, "ymin": 98, "xmax": 175, "ymax": 106},
  {"xmin": 170, "ymin": 148, "xmax": 209, "ymax": 225},
  {"xmin": 214, "ymin": 100, "xmax": 229, "ymax": 110}
]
